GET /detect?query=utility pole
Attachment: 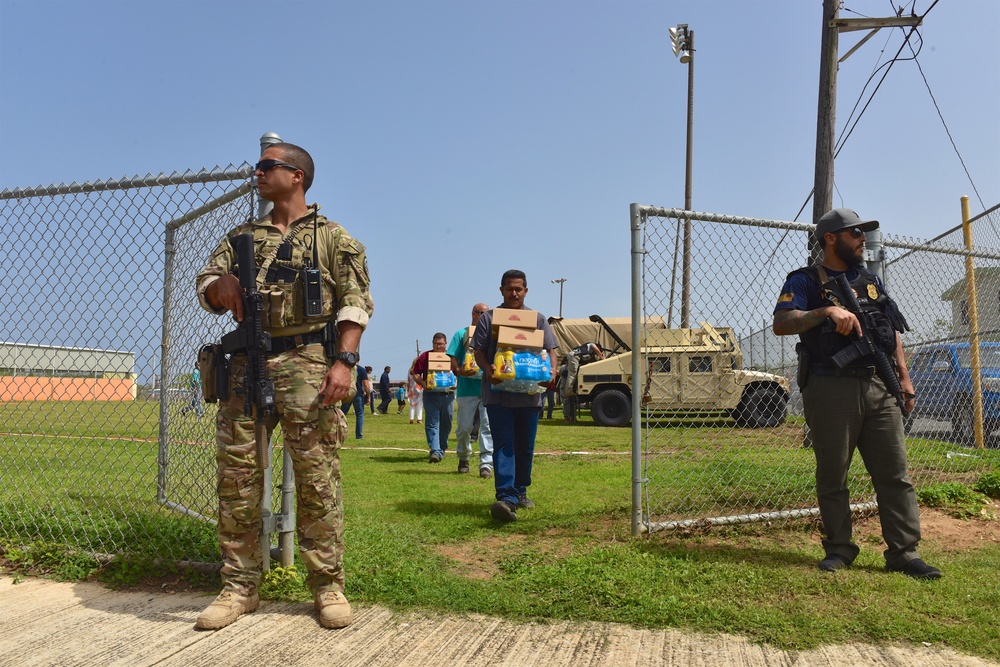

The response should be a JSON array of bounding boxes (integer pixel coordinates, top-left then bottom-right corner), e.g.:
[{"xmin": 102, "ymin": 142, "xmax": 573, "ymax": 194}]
[
  {"xmin": 551, "ymin": 278, "xmax": 567, "ymax": 317},
  {"xmin": 811, "ymin": 5, "xmax": 921, "ymax": 262},
  {"xmin": 669, "ymin": 24, "xmax": 694, "ymax": 328},
  {"xmin": 811, "ymin": 0, "xmax": 838, "ymax": 263}
]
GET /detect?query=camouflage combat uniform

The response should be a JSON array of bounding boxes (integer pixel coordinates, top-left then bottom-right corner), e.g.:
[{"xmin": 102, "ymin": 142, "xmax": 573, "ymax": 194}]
[{"xmin": 196, "ymin": 204, "xmax": 373, "ymax": 597}]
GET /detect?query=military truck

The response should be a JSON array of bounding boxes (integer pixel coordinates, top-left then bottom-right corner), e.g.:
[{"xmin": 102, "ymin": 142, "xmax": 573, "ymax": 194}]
[{"xmin": 550, "ymin": 315, "xmax": 790, "ymax": 428}]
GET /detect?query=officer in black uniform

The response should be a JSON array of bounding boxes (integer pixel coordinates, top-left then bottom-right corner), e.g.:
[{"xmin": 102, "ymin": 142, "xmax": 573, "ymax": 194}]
[{"xmin": 773, "ymin": 208, "xmax": 941, "ymax": 579}]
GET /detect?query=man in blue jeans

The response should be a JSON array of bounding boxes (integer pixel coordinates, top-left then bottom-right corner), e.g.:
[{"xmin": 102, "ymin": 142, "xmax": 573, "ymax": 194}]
[
  {"xmin": 341, "ymin": 363, "xmax": 370, "ymax": 439},
  {"xmin": 410, "ymin": 333, "xmax": 455, "ymax": 463},
  {"xmin": 447, "ymin": 302, "xmax": 494, "ymax": 478},
  {"xmin": 471, "ymin": 269, "xmax": 559, "ymax": 522}
]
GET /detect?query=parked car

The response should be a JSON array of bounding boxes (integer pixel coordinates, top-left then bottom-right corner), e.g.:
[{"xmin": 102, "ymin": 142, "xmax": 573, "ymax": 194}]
[{"xmin": 906, "ymin": 342, "xmax": 1000, "ymax": 443}]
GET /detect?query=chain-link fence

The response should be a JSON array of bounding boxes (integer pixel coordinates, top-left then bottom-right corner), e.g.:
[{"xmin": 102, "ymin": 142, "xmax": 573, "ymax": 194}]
[
  {"xmin": 630, "ymin": 203, "xmax": 1000, "ymax": 534},
  {"xmin": 0, "ymin": 166, "xmax": 255, "ymax": 563},
  {"xmin": 4, "ymin": 174, "xmax": 998, "ymax": 557}
]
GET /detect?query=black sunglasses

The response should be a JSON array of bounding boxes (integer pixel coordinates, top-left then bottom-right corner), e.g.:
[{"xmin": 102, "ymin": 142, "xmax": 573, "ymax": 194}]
[
  {"xmin": 254, "ymin": 159, "xmax": 301, "ymax": 174},
  {"xmin": 839, "ymin": 227, "xmax": 865, "ymax": 239}
]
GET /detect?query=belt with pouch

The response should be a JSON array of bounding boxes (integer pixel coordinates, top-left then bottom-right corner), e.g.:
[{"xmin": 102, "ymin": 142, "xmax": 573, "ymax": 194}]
[
  {"xmin": 810, "ymin": 365, "xmax": 876, "ymax": 379},
  {"xmin": 269, "ymin": 330, "xmax": 325, "ymax": 356}
]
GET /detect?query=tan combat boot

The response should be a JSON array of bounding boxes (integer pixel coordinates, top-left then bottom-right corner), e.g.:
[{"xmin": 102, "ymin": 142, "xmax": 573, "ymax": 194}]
[
  {"xmin": 195, "ymin": 589, "xmax": 259, "ymax": 630},
  {"xmin": 314, "ymin": 589, "xmax": 352, "ymax": 628}
]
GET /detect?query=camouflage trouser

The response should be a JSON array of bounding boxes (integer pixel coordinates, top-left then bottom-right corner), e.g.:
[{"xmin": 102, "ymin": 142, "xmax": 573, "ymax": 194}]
[{"xmin": 215, "ymin": 343, "xmax": 349, "ymax": 597}]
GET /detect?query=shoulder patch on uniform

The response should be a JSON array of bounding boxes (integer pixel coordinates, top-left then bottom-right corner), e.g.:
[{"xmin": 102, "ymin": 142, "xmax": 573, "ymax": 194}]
[
  {"xmin": 341, "ymin": 237, "xmax": 366, "ymax": 254},
  {"xmin": 777, "ymin": 293, "xmax": 794, "ymax": 304}
]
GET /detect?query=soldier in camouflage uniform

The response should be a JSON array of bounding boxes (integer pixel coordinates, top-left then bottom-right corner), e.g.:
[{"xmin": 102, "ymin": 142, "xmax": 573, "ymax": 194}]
[{"xmin": 194, "ymin": 142, "xmax": 374, "ymax": 630}]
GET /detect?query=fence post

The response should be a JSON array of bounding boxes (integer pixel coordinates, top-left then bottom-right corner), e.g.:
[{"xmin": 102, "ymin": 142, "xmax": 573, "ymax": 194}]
[
  {"xmin": 157, "ymin": 224, "xmax": 176, "ymax": 506},
  {"xmin": 630, "ymin": 204, "xmax": 645, "ymax": 536},
  {"xmin": 962, "ymin": 195, "xmax": 985, "ymax": 449},
  {"xmin": 865, "ymin": 228, "xmax": 885, "ymax": 282},
  {"xmin": 261, "ymin": 131, "xmax": 298, "ymax": 568}
]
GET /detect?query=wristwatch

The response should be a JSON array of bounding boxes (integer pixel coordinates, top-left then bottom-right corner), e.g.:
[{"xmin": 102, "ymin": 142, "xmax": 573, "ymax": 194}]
[{"xmin": 334, "ymin": 351, "xmax": 359, "ymax": 368}]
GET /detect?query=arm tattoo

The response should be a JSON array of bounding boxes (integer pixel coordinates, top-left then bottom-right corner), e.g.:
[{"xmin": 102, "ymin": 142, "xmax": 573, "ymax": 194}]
[{"xmin": 773, "ymin": 308, "xmax": 827, "ymax": 336}]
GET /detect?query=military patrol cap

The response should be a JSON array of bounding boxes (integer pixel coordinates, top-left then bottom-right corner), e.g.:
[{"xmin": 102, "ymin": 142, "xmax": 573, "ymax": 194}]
[{"xmin": 814, "ymin": 208, "xmax": 879, "ymax": 240}]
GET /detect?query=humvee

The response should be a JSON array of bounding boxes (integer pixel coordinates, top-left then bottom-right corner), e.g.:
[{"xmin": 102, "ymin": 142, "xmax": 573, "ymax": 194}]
[{"xmin": 551, "ymin": 315, "xmax": 790, "ymax": 428}]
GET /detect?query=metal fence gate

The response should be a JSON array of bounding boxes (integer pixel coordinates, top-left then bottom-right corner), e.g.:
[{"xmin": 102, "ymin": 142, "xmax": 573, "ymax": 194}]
[
  {"xmin": 630, "ymin": 202, "xmax": 1000, "ymax": 534},
  {"xmin": 0, "ymin": 165, "xmax": 255, "ymax": 563}
]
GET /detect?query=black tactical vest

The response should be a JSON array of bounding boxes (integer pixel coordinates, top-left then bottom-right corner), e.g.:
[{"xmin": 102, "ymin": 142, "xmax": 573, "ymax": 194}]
[{"xmin": 790, "ymin": 265, "xmax": 906, "ymax": 368}]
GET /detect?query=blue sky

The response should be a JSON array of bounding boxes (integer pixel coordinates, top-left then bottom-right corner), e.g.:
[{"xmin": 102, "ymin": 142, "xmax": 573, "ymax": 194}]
[{"xmin": 2, "ymin": 0, "xmax": 998, "ymax": 381}]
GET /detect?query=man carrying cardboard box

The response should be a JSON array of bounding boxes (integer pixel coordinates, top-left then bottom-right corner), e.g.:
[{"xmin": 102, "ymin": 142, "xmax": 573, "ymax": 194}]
[
  {"xmin": 410, "ymin": 333, "xmax": 456, "ymax": 463},
  {"xmin": 471, "ymin": 270, "xmax": 559, "ymax": 523},
  {"xmin": 447, "ymin": 303, "xmax": 494, "ymax": 477}
]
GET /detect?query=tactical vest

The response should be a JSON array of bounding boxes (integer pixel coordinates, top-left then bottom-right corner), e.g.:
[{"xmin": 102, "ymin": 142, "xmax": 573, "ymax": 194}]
[
  {"xmin": 232, "ymin": 211, "xmax": 338, "ymax": 329},
  {"xmin": 790, "ymin": 265, "xmax": 905, "ymax": 368}
]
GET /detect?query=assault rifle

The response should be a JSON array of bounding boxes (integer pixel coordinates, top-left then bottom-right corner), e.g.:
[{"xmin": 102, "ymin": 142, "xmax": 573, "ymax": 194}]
[
  {"xmin": 828, "ymin": 273, "xmax": 909, "ymax": 418},
  {"xmin": 220, "ymin": 233, "xmax": 276, "ymax": 468}
]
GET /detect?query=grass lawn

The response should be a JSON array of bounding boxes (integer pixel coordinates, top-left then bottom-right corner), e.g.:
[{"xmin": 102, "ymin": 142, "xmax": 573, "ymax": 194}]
[{"xmin": 2, "ymin": 401, "xmax": 1000, "ymax": 659}]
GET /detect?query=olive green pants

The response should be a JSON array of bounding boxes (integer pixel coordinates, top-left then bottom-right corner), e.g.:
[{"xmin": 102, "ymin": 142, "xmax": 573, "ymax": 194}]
[{"xmin": 803, "ymin": 373, "xmax": 921, "ymax": 567}]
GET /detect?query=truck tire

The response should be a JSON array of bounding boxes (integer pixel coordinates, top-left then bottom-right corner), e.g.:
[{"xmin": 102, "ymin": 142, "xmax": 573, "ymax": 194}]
[
  {"xmin": 591, "ymin": 390, "xmax": 631, "ymax": 427},
  {"xmin": 733, "ymin": 385, "xmax": 788, "ymax": 428},
  {"xmin": 951, "ymin": 397, "xmax": 974, "ymax": 444}
]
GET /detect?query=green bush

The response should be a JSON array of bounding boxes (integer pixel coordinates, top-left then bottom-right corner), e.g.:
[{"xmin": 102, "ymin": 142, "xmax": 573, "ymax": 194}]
[
  {"xmin": 973, "ymin": 471, "xmax": 1000, "ymax": 499},
  {"xmin": 1, "ymin": 541, "xmax": 99, "ymax": 581},
  {"xmin": 917, "ymin": 482, "xmax": 988, "ymax": 518}
]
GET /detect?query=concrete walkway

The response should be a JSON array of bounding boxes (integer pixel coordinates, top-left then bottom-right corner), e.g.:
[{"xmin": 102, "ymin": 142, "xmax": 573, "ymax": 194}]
[{"xmin": 0, "ymin": 575, "xmax": 995, "ymax": 667}]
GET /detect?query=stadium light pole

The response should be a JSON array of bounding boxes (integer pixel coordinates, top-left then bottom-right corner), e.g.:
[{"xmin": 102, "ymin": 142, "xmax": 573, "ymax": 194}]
[
  {"xmin": 669, "ymin": 24, "xmax": 694, "ymax": 328},
  {"xmin": 551, "ymin": 278, "xmax": 567, "ymax": 317}
]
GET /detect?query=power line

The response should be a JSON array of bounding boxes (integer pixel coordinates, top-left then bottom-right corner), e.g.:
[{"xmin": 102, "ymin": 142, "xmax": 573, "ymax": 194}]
[{"xmin": 904, "ymin": 36, "xmax": 986, "ymax": 209}]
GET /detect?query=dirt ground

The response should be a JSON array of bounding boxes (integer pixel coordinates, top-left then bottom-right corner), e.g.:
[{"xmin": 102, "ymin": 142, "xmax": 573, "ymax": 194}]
[{"xmin": 434, "ymin": 507, "xmax": 1000, "ymax": 581}]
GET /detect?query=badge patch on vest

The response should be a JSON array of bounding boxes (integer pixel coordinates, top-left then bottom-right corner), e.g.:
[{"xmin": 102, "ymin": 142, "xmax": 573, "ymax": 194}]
[{"xmin": 867, "ymin": 284, "xmax": 878, "ymax": 300}]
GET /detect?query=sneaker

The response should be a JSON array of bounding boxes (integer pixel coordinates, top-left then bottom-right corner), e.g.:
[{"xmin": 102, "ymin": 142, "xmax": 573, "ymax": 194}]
[
  {"xmin": 195, "ymin": 589, "xmax": 259, "ymax": 630},
  {"xmin": 458, "ymin": 460, "xmax": 470, "ymax": 474},
  {"xmin": 479, "ymin": 467, "xmax": 492, "ymax": 479},
  {"xmin": 516, "ymin": 494, "xmax": 535, "ymax": 509},
  {"xmin": 429, "ymin": 451, "xmax": 443, "ymax": 463},
  {"xmin": 886, "ymin": 558, "xmax": 942, "ymax": 580},
  {"xmin": 490, "ymin": 500, "xmax": 517, "ymax": 523},
  {"xmin": 818, "ymin": 554, "xmax": 850, "ymax": 572},
  {"xmin": 410, "ymin": 419, "xmax": 414, "ymax": 424},
  {"xmin": 417, "ymin": 419, "xmax": 422, "ymax": 424},
  {"xmin": 314, "ymin": 589, "xmax": 352, "ymax": 628}
]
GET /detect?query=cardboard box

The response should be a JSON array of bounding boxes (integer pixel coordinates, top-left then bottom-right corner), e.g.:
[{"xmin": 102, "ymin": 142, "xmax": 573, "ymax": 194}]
[
  {"xmin": 497, "ymin": 326, "xmax": 546, "ymax": 351},
  {"xmin": 427, "ymin": 359, "xmax": 452, "ymax": 371},
  {"xmin": 492, "ymin": 308, "xmax": 537, "ymax": 330},
  {"xmin": 428, "ymin": 352, "xmax": 450, "ymax": 362}
]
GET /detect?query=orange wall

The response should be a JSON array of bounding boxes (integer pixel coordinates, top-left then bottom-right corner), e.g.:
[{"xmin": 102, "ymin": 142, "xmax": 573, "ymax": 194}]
[{"xmin": 0, "ymin": 376, "xmax": 136, "ymax": 401}]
